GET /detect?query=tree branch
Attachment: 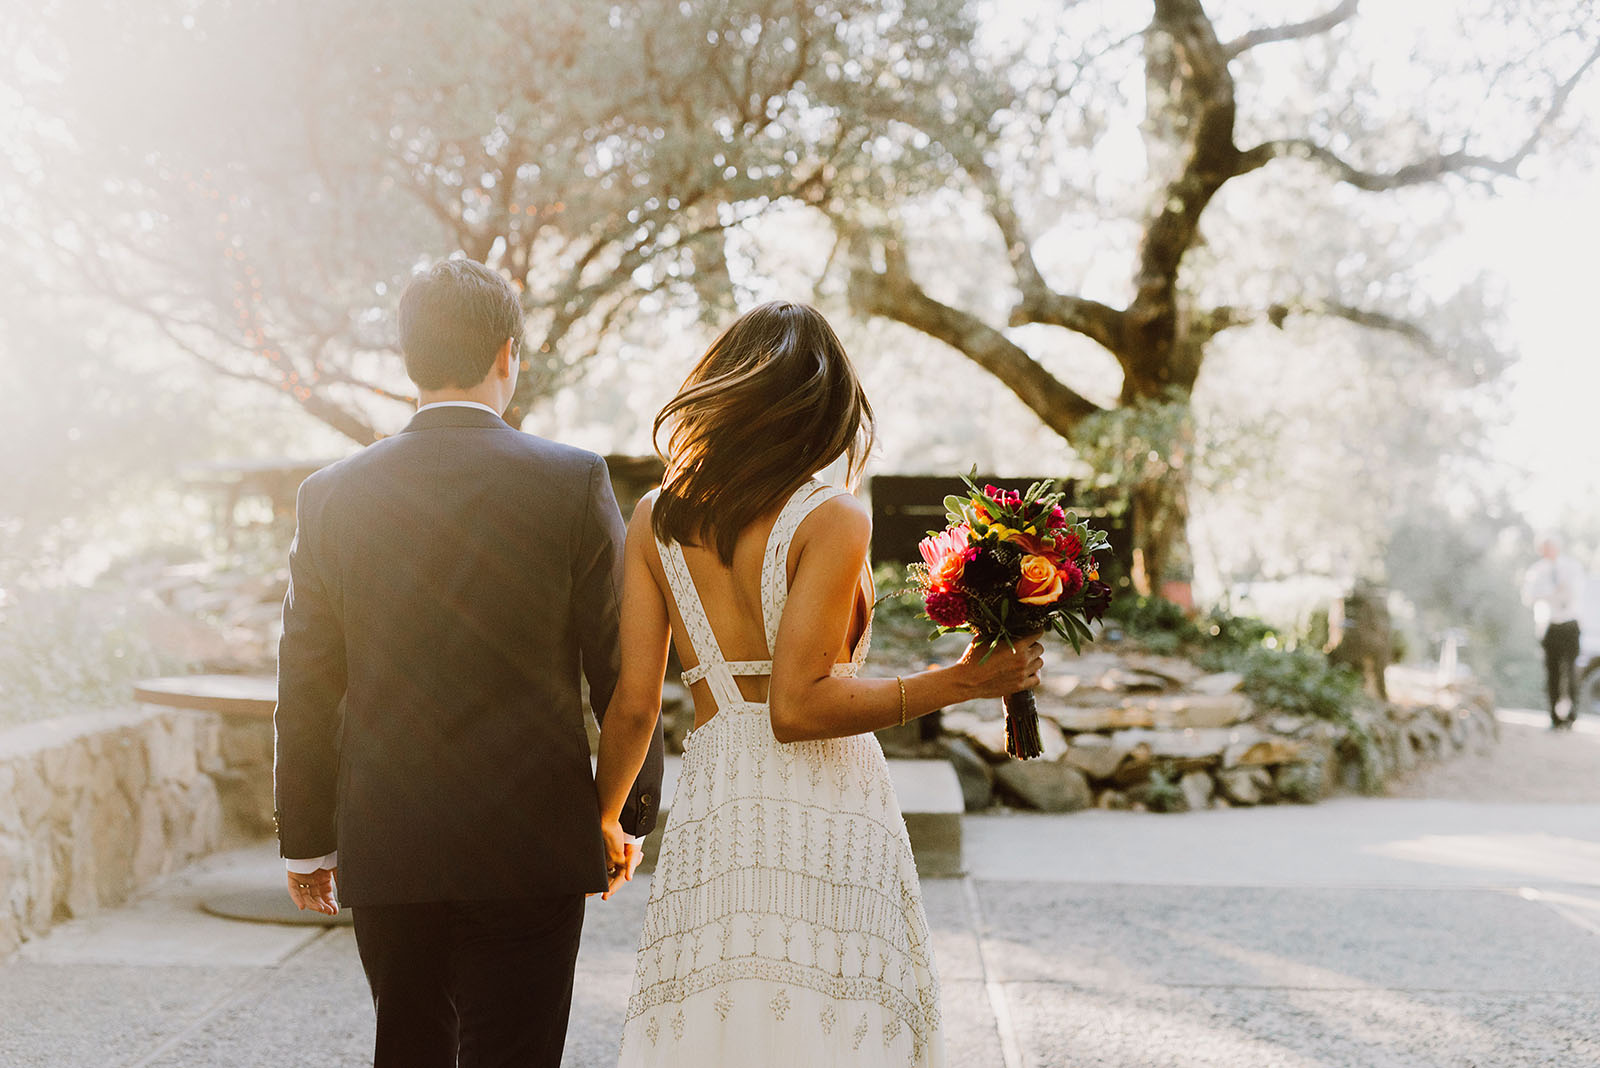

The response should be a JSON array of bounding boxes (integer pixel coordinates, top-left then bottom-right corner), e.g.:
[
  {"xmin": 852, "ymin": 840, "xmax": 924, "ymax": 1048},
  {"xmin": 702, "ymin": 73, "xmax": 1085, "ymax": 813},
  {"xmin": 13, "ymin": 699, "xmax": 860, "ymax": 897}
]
[
  {"xmin": 843, "ymin": 225, "xmax": 1104, "ymax": 438},
  {"xmin": 1237, "ymin": 36, "xmax": 1600, "ymax": 189},
  {"xmin": 1205, "ymin": 299, "xmax": 1439, "ymax": 357},
  {"xmin": 1222, "ymin": 0, "xmax": 1360, "ymax": 60},
  {"xmin": 956, "ymin": 154, "xmax": 1128, "ymax": 354}
]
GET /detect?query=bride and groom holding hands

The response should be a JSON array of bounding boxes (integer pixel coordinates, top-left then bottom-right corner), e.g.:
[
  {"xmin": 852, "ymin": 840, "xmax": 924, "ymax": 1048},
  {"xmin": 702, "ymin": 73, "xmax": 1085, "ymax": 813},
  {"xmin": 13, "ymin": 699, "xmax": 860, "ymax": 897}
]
[{"xmin": 273, "ymin": 258, "xmax": 1044, "ymax": 1067}]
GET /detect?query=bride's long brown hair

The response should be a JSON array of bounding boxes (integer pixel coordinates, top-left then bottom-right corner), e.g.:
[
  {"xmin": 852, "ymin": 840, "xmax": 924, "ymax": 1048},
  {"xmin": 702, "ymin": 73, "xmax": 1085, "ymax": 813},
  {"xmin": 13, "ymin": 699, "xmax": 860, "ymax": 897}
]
[{"xmin": 651, "ymin": 301, "xmax": 875, "ymax": 564}]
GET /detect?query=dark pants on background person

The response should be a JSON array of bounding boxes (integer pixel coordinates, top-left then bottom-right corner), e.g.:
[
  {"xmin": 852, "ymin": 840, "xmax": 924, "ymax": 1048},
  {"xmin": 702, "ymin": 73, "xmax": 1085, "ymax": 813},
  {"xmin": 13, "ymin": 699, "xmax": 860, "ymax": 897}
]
[
  {"xmin": 1542, "ymin": 619, "xmax": 1581, "ymax": 726},
  {"xmin": 352, "ymin": 894, "xmax": 586, "ymax": 1068}
]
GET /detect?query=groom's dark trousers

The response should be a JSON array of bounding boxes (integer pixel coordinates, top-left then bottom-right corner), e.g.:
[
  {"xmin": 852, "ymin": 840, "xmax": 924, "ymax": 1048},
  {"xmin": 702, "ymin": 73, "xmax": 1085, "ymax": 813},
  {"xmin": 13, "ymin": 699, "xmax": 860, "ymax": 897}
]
[{"xmin": 274, "ymin": 404, "xmax": 664, "ymax": 1068}]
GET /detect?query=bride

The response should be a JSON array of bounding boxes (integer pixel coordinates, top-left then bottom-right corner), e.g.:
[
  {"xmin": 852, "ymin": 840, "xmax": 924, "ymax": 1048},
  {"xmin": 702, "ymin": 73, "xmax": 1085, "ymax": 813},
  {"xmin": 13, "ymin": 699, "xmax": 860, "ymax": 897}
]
[{"xmin": 592, "ymin": 300, "xmax": 1043, "ymax": 1067}]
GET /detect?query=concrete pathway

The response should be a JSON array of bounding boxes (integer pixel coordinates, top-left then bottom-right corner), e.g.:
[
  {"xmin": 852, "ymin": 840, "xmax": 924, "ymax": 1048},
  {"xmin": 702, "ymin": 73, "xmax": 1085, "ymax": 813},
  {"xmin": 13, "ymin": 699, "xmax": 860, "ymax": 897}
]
[{"xmin": 3, "ymin": 712, "xmax": 1598, "ymax": 1067}]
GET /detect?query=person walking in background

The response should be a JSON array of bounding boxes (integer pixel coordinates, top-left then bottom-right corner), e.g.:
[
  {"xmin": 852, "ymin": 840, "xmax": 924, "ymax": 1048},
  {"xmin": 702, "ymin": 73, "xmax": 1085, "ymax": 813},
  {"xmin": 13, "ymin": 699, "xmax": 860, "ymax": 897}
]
[{"xmin": 1523, "ymin": 534, "xmax": 1586, "ymax": 730}]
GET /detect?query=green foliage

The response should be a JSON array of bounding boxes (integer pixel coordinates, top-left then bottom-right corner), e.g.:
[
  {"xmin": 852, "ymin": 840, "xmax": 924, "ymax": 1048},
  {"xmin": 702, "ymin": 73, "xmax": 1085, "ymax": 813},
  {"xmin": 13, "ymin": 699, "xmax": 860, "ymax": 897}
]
[
  {"xmin": 1105, "ymin": 595, "xmax": 1201, "ymax": 654},
  {"xmin": 1140, "ymin": 766, "xmax": 1187, "ymax": 813},
  {"xmin": 1215, "ymin": 646, "xmax": 1361, "ymax": 722},
  {"xmin": 872, "ymin": 561, "xmax": 930, "ymax": 636},
  {"xmin": 1076, "ymin": 395, "xmax": 1193, "ymax": 503}
]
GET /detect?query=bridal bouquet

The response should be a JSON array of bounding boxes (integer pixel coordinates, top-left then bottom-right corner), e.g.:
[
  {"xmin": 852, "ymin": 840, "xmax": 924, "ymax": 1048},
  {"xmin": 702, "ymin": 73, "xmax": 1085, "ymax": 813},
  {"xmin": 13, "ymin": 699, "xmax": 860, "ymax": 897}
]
[{"xmin": 909, "ymin": 471, "xmax": 1113, "ymax": 759}]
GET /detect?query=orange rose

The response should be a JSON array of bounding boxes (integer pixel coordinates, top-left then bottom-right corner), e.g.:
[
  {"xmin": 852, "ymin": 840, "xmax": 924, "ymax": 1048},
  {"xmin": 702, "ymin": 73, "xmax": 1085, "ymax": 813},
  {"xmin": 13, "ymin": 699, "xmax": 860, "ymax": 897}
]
[
  {"xmin": 1017, "ymin": 554, "xmax": 1064, "ymax": 605},
  {"xmin": 931, "ymin": 551, "xmax": 967, "ymax": 589}
]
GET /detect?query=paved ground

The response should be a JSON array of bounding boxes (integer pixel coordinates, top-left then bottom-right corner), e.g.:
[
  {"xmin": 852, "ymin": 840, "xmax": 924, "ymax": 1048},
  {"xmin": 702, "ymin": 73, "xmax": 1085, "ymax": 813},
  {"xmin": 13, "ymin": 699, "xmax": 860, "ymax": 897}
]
[{"xmin": 3, "ymin": 711, "xmax": 1598, "ymax": 1067}]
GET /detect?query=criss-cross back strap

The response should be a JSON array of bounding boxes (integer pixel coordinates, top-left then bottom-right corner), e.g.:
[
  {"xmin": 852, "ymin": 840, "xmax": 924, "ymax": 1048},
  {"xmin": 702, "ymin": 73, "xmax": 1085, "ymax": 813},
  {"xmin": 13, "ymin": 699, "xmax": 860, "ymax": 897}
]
[
  {"xmin": 656, "ymin": 537, "xmax": 755, "ymax": 713},
  {"xmin": 760, "ymin": 480, "xmax": 850, "ymax": 655}
]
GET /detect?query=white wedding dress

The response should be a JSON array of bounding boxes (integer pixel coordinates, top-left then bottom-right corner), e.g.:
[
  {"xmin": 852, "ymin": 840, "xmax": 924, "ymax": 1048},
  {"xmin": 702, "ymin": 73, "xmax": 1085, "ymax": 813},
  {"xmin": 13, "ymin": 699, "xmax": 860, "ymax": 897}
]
[{"xmin": 616, "ymin": 480, "xmax": 944, "ymax": 1068}]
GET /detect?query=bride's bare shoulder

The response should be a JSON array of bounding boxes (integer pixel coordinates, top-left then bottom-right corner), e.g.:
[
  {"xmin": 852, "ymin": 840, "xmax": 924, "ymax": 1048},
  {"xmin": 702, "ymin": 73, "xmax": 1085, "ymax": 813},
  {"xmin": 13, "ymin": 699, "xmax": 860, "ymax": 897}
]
[{"xmin": 798, "ymin": 491, "xmax": 870, "ymax": 551}]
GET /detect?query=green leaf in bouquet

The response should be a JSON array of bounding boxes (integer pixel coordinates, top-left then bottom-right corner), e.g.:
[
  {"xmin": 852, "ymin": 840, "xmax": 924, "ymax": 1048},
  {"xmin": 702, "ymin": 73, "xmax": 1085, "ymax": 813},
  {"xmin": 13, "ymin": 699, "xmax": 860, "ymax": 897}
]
[{"xmin": 943, "ymin": 495, "xmax": 969, "ymax": 524}]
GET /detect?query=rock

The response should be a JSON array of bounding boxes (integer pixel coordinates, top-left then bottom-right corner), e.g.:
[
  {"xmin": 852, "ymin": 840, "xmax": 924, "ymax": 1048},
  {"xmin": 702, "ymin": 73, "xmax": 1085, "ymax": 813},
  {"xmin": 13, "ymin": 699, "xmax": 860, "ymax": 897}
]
[
  {"xmin": 1109, "ymin": 741, "xmax": 1154, "ymax": 787},
  {"xmin": 1047, "ymin": 705, "xmax": 1157, "ymax": 732},
  {"xmin": 1190, "ymin": 671, "xmax": 1244, "ymax": 696},
  {"xmin": 940, "ymin": 710, "xmax": 1011, "ymax": 761},
  {"xmin": 1215, "ymin": 766, "xmax": 1273, "ymax": 805},
  {"xmin": 941, "ymin": 738, "xmax": 995, "ymax": 812},
  {"xmin": 220, "ymin": 721, "xmax": 273, "ymax": 769},
  {"xmin": 11, "ymin": 763, "xmax": 53, "ymax": 827},
  {"xmin": 1222, "ymin": 735, "xmax": 1306, "ymax": 768},
  {"xmin": 1063, "ymin": 734, "xmax": 1132, "ymax": 780},
  {"xmin": 1269, "ymin": 715, "xmax": 1312, "ymax": 737},
  {"xmin": 994, "ymin": 760, "xmax": 1093, "ymax": 813},
  {"xmin": 1039, "ymin": 673, "xmax": 1082, "ymax": 699},
  {"xmin": 1094, "ymin": 789, "xmax": 1130, "ymax": 810},
  {"xmin": 1034, "ymin": 719, "xmax": 1070, "ymax": 762},
  {"xmin": 1107, "ymin": 727, "xmax": 1243, "ymax": 763},
  {"xmin": 1120, "ymin": 654, "xmax": 1205, "ymax": 687},
  {"xmin": 1141, "ymin": 694, "xmax": 1254, "ymax": 729},
  {"xmin": 1179, "ymin": 770, "xmax": 1215, "ymax": 811},
  {"xmin": 1096, "ymin": 668, "xmax": 1171, "ymax": 694}
]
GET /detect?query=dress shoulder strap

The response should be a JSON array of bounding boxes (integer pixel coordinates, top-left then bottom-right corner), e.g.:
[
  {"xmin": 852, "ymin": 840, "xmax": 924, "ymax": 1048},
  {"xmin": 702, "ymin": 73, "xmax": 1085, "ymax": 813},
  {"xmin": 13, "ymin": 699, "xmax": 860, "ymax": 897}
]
[
  {"xmin": 759, "ymin": 480, "xmax": 850, "ymax": 655},
  {"xmin": 655, "ymin": 537, "xmax": 747, "ymax": 713}
]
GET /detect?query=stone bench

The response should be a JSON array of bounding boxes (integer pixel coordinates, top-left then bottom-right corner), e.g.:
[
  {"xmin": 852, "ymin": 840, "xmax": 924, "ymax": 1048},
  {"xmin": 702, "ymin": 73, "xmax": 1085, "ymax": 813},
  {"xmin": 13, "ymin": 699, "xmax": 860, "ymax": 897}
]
[
  {"xmin": 638, "ymin": 756, "xmax": 964, "ymax": 878},
  {"xmin": 134, "ymin": 675, "xmax": 277, "ymax": 841}
]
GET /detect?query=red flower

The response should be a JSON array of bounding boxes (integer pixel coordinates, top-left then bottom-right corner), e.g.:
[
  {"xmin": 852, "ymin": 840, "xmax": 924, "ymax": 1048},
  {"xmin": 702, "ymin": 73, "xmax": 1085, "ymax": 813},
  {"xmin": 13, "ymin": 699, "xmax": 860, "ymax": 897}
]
[
  {"xmin": 1051, "ymin": 532, "xmax": 1082, "ymax": 560},
  {"xmin": 1058, "ymin": 561, "xmax": 1085, "ymax": 597},
  {"xmin": 1047, "ymin": 505, "xmax": 1067, "ymax": 529},
  {"xmin": 925, "ymin": 589, "xmax": 970, "ymax": 628}
]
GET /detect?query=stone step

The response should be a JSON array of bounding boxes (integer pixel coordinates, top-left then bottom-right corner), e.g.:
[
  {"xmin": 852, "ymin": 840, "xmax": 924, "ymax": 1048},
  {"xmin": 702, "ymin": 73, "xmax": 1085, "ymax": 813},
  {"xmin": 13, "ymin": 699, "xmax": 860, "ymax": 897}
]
[{"xmin": 637, "ymin": 756, "xmax": 964, "ymax": 878}]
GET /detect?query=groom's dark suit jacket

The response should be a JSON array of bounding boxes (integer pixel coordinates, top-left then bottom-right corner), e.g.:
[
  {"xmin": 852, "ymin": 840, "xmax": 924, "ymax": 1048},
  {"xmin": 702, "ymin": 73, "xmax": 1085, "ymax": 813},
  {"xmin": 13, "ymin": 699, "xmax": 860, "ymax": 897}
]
[{"xmin": 273, "ymin": 404, "xmax": 663, "ymax": 907}]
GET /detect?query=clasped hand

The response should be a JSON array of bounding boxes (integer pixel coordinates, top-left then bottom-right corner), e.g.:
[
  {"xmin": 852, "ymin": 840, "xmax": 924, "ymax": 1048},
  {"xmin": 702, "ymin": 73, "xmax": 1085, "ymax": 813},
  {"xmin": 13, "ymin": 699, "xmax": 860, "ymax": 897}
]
[{"xmin": 597, "ymin": 818, "xmax": 642, "ymax": 900}]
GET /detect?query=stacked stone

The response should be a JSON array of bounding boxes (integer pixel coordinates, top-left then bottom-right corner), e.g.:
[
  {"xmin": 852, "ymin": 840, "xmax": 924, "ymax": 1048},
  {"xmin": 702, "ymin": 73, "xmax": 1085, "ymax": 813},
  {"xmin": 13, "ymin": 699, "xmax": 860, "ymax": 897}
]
[
  {"xmin": 921, "ymin": 652, "xmax": 1499, "ymax": 813},
  {"xmin": 0, "ymin": 709, "xmax": 228, "ymax": 959}
]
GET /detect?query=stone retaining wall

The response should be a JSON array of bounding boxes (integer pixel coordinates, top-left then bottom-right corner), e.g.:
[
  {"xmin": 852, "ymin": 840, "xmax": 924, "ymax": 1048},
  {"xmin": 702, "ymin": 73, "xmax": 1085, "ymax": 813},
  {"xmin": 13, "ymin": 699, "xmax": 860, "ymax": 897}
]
[{"xmin": 0, "ymin": 706, "xmax": 266, "ymax": 959}]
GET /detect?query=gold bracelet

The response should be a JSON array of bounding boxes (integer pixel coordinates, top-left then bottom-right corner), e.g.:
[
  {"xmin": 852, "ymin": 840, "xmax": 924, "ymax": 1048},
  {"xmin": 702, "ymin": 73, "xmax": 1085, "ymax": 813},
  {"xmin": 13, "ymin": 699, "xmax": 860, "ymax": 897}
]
[{"xmin": 896, "ymin": 675, "xmax": 908, "ymax": 727}]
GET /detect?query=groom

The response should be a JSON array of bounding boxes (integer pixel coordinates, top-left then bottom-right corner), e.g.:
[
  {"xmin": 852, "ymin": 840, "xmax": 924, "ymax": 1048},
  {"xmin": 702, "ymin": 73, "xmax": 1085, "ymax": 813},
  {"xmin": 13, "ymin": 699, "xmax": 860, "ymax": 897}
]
[{"xmin": 274, "ymin": 258, "xmax": 664, "ymax": 1068}]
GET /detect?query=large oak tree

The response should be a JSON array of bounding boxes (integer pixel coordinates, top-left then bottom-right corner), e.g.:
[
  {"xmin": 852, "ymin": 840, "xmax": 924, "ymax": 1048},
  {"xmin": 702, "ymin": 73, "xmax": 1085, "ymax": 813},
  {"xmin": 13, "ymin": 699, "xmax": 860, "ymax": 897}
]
[{"xmin": 837, "ymin": 0, "xmax": 1599, "ymax": 593}]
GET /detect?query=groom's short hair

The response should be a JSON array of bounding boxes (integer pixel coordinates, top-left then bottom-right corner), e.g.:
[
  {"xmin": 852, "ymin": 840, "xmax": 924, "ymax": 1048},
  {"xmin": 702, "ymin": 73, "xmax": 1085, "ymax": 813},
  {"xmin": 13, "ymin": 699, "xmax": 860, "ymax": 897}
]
[{"xmin": 398, "ymin": 258, "xmax": 525, "ymax": 390}]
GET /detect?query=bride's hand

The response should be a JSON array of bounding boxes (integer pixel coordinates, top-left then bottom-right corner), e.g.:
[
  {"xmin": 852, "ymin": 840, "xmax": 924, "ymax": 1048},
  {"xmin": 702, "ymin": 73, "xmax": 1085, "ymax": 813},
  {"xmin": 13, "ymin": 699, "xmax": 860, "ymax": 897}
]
[
  {"xmin": 599, "ymin": 818, "xmax": 636, "ymax": 901},
  {"xmin": 955, "ymin": 633, "xmax": 1044, "ymax": 699}
]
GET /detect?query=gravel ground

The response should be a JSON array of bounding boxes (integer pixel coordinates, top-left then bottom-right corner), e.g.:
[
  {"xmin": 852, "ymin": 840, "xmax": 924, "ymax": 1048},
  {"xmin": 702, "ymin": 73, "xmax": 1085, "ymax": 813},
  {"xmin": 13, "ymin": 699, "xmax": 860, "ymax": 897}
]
[{"xmin": 1386, "ymin": 709, "xmax": 1600, "ymax": 803}]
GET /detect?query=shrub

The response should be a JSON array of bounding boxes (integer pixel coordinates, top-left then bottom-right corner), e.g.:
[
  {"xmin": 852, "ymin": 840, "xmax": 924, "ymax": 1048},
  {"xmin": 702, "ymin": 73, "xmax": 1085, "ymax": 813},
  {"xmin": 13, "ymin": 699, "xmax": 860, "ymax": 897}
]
[{"xmin": 0, "ymin": 584, "xmax": 189, "ymax": 726}]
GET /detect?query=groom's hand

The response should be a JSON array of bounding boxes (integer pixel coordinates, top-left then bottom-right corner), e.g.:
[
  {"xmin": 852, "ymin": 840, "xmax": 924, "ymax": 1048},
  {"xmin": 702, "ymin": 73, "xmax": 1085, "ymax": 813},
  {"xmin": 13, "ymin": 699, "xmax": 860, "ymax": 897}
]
[
  {"xmin": 599, "ymin": 819, "xmax": 636, "ymax": 901},
  {"xmin": 286, "ymin": 867, "xmax": 339, "ymax": 915}
]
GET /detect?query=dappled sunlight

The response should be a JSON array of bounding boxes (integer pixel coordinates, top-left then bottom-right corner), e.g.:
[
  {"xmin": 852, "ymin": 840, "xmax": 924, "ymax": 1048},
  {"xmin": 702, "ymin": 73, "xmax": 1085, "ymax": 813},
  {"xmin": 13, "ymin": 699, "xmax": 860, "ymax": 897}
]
[{"xmin": 1368, "ymin": 833, "xmax": 1600, "ymax": 885}]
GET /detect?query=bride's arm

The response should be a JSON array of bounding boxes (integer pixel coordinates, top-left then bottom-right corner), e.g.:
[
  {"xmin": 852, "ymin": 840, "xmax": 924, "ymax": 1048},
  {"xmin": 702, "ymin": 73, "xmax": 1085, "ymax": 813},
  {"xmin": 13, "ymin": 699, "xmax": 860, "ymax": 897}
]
[
  {"xmin": 768, "ymin": 496, "xmax": 1042, "ymax": 744},
  {"xmin": 593, "ymin": 499, "xmax": 673, "ymax": 892}
]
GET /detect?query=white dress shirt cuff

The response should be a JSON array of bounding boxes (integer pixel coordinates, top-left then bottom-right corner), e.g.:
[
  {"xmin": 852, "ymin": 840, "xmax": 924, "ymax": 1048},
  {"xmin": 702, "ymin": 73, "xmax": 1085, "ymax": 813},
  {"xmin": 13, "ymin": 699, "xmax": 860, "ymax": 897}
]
[{"xmin": 285, "ymin": 852, "xmax": 338, "ymax": 874}]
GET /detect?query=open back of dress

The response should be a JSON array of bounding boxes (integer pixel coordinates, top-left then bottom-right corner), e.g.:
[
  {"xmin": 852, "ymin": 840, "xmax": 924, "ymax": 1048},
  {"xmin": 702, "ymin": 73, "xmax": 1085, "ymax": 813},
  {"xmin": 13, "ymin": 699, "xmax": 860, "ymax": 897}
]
[{"xmin": 616, "ymin": 479, "xmax": 943, "ymax": 1068}]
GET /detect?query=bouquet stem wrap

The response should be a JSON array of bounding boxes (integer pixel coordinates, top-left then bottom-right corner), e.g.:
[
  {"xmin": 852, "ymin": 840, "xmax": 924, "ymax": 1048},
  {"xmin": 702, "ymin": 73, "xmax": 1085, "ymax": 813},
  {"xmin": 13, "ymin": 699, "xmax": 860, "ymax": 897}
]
[{"xmin": 1002, "ymin": 688, "xmax": 1043, "ymax": 760}]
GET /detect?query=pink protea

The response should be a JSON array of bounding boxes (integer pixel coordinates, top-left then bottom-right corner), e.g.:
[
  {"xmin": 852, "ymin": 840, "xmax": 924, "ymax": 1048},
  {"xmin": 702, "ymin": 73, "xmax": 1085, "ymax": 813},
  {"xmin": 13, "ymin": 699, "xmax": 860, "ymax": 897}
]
[{"xmin": 918, "ymin": 524, "xmax": 972, "ymax": 570}]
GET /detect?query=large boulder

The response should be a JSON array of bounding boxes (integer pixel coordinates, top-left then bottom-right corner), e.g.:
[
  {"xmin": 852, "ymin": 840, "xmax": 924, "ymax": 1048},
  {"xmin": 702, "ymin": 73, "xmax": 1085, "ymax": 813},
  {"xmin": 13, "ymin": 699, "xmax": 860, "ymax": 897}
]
[
  {"xmin": 1178, "ymin": 770, "xmax": 1215, "ymax": 811},
  {"xmin": 940, "ymin": 737, "xmax": 995, "ymax": 812},
  {"xmin": 1062, "ymin": 734, "xmax": 1136, "ymax": 780},
  {"xmin": 1215, "ymin": 766, "xmax": 1273, "ymax": 806},
  {"xmin": 1190, "ymin": 671, "xmax": 1245, "ymax": 696},
  {"xmin": 994, "ymin": 760, "xmax": 1093, "ymax": 813}
]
